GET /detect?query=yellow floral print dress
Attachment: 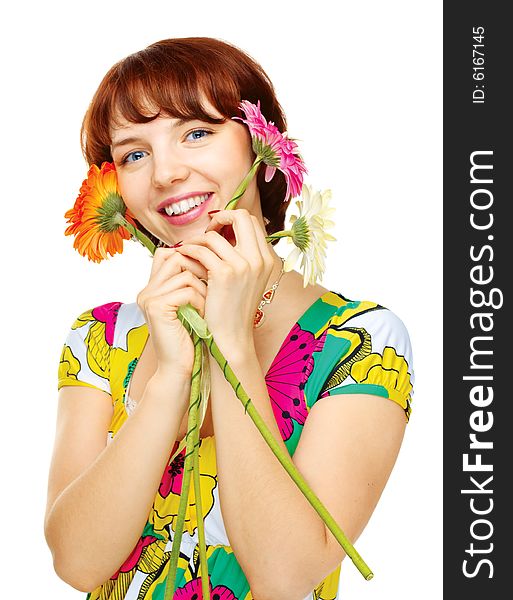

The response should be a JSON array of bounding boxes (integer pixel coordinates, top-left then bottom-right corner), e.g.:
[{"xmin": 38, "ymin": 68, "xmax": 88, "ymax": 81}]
[{"xmin": 58, "ymin": 291, "xmax": 414, "ymax": 600}]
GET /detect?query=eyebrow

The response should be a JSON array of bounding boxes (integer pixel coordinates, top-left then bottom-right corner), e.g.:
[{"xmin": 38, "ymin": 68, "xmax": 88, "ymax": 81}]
[
  {"xmin": 110, "ymin": 136, "xmax": 144, "ymax": 152},
  {"xmin": 110, "ymin": 118, "xmax": 201, "ymax": 151}
]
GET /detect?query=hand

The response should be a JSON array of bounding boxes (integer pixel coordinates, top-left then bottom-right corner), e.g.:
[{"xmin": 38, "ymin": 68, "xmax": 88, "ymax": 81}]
[
  {"xmin": 136, "ymin": 248, "xmax": 209, "ymax": 378},
  {"xmin": 173, "ymin": 209, "xmax": 275, "ymax": 357}
]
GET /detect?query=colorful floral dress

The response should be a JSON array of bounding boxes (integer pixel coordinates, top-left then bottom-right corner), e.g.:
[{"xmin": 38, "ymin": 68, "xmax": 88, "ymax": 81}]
[{"xmin": 58, "ymin": 291, "xmax": 414, "ymax": 600}]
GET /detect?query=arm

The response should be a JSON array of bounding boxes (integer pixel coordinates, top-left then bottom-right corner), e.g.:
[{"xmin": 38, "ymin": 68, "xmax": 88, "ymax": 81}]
[
  {"xmin": 209, "ymin": 345, "xmax": 406, "ymax": 600},
  {"xmin": 46, "ymin": 250, "xmax": 210, "ymax": 591},
  {"xmin": 44, "ymin": 371, "xmax": 190, "ymax": 592},
  {"xmin": 171, "ymin": 211, "xmax": 412, "ymax": 597}
]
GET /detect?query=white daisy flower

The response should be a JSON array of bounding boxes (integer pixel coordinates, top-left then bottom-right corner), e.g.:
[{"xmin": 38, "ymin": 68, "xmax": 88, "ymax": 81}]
[{"xmin": 283, "ymin": 184, "xmax": 337, "ymax": 287}]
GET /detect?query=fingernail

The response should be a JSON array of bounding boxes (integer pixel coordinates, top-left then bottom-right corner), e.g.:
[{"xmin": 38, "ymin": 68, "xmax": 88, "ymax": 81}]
[
  {"xmin": 170, "ymin": 240, "xmax": 183, "ymax": 248},
  {"xmin": 207, "ymin": 210, "xmax": 221, "ymax": 216}
]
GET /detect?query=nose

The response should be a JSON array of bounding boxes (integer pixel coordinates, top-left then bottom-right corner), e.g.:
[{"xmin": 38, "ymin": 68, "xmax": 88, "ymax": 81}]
[{"xmin": 151, "ymin": 151, "xmax": 190, "ymax": 188}]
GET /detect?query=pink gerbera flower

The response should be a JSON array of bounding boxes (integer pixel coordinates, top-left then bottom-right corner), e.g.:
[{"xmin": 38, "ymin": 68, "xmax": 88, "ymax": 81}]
[{"xmin": 235, "ymin": 100, "xmax": 307, "ymax": 201}]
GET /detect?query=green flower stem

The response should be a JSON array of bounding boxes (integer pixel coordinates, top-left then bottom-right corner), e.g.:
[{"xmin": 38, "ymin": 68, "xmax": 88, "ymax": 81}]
[
  {"xmin": 118, "ymin": 215, "xmax": 157, "ymax": 254},
  {"xmin": 264, "ymin": 230, "xmax": 293, "ymax": 242},
  {"xmin": 224, "ymin": 157, "xmax": 264, "ymax": 210},
  {"xmin": 192, "ymin": 348, "xmax": 211, "ymax": 600},
  {"xmin": 164, "ymin": 332, "xmax": 206, "ymax": 600},
  {"xmin": 203, "ymin": 335, "xmax": 374, "ymax": 582},
  {"xmin": 125, "ymin": 157, "xmax": 373, "ymax": 581}
]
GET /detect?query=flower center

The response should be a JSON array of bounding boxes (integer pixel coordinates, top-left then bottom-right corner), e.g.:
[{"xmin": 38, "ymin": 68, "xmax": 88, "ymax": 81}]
[
  {"xmin": 291, "ymin": 216, "xmax": 310, "ymax": 250},
  {"xmin": 98, "ymin": 192, "xmax": 126, "ymax": 232}
]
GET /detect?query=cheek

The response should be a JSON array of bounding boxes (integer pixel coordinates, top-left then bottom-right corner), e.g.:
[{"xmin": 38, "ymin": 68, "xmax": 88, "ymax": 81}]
[
  {"xmin": 115, "ymin": 168, "xmax": 129, "ymax": 194},
  {"xmin": 224, "ymin": 146, "xmax": 254, "ymax": 179},
  {"xmin": 117, "ymin": 181, "xmax": 133, "ymax": 208},
  {"xmin": 223, "ymin": 128, "xmax": 254, "ymax": 172},
  {"xmin": 236, "ymin": 133, "xmax": 255, "ymax": 167},
  {"xmin": 117, "ymin": 172, "xmax": 144, "ymax": 209}
]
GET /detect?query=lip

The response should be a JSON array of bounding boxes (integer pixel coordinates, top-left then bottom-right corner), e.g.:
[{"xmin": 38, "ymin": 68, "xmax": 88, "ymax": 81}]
[{"xmin": 158, "ymin": 192, "xmax": 214, "ymax": 226}]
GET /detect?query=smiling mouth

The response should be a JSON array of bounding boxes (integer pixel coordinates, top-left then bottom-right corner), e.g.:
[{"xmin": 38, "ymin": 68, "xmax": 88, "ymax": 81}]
[{"xmin": 159, "ymin": 193, "xmax": 213, "ymax": 216}]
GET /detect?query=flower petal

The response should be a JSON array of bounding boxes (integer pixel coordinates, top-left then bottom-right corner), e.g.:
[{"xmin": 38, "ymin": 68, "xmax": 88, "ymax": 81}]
[
  {"xmin": 64, "ymin": 162, "xmax": 131, "ymax": 262},
  {"xmin": 283, "ymin": 183, "xmax": 336, "ymax": 285},
  {"xmin": 283, "ymin": 246, "xmax": 302, "ymax": 272},
  {"xmin": 237, "ymin": 100, "xmax": 307, "ymax": 202},
  {"xmin": 265, "ymin": 165, "xmax": 277, "ymax": 182}
]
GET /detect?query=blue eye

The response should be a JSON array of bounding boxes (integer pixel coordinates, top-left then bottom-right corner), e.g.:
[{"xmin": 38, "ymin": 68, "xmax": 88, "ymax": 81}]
[
  {"xmin": 186, "ymin": 129, "xmax": 210, "ymax": 142},
  {"xmin": 123, "ymin": 150, "xmax": 147, "ymax": 164}
]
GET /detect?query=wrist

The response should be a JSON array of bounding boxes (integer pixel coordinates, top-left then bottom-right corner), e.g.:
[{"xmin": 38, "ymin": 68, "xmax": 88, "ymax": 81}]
[
  {"xmin": 152, "ymin": 366, "xmax": 192, "ymax": 387},
  {"xmin": 208, "ymin": 337, "xmax": 256, "ymax": 367},
  {"xmin": 141, "ymin": 370, "xmax": 192, "ymax": 414}
]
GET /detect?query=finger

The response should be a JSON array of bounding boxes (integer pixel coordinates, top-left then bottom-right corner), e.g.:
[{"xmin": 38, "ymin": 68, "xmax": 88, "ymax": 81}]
[
  {"xmin": 203, "ymin": 209, "xmax": 263, "ymax": 266},
  {"xmin": 145, "ymin": 271, "xmax": 207, "ymax": 297},
  {"xmin": 249, "ymin": 214, "xmax": 275, "ymax": 269},
  {"xmin": 150, "ymin": 249, "xmax": 208, "ymax": 285},
  {"xmin": 149, "ymin": 247, "xmax": 178, "ymax": 278},
  {"xmin": 167, "ymin": 268, "xmax": 208, "ymax": 294},
  {"xmin": 140, "ymin": 271, "xmax": 207, "ymax": 317},
  {"xmin": 172, "ymin": 242, "xmax": 226, "ymax": 275},
  {"xmin": 151, "ymin": 287, "xmax": 206, "ymax": 319}
]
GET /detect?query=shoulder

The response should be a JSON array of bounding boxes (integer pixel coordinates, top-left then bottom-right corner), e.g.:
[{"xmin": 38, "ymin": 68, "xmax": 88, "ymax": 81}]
[
  {"xmin": 335, "ymin": 297, "xmax": 412, "ymax": 350},
  {"xmin": 320, "ymin": 292, "xmax": 413, "ymax": 352},
  {"xmin": 67, "ymin": 301, "xmax": 145, "ymax": 347},
  {"xmin": 58, "ymin": 301, "xmax": 146, "ymax": 393},
  {"xmin": 314, "ymin": 292, "xmax": 415, "ymax": 419}
]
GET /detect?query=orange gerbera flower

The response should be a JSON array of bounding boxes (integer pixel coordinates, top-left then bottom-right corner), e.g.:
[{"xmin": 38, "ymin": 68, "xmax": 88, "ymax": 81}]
[{"xmin": 64, "ymin": 162, "xmax": 139, "ymax": 263}]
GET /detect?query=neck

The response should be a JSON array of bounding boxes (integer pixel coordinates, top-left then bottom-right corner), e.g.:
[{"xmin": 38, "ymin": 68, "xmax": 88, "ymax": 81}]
[
  {"xmin": 265, "ymin": 251, "xmax": 286, "ymax": 290},
  {"xmin": 252, "ymin": 251, "xmax": 287, "ymax": 330}
]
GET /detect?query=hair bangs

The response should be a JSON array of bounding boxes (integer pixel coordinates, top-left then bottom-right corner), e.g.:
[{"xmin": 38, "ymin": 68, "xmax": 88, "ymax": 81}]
[{"xmin": 109, "ymin": 52, "xmax": 242, "ymax": 131}]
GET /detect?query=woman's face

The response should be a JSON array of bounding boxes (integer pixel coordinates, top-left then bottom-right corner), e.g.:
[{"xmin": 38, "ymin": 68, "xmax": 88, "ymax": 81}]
[{"xmin": 110, "ymin": 101, "xmax": 264, "ymax": 246}]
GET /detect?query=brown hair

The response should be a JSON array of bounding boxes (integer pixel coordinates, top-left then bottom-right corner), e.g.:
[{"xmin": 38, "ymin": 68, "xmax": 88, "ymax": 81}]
[{"xmin": 81, "ymin": 37, "xmax": 290, "ymax": 245}]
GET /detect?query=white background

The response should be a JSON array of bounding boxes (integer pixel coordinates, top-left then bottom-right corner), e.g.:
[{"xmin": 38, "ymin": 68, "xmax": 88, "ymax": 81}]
[{"xmin": 0, "ymin": 1, "xmax": 442, "ymax": 597}]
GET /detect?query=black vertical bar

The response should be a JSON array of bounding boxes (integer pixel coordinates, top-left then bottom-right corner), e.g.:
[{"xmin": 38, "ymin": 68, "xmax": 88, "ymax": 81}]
[{"xmin": 444, "ymin": 3, "xmax": 510, "ymax": 597}]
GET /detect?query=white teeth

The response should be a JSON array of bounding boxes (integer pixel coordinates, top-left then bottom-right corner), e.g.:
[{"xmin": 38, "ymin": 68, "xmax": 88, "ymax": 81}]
[{"xmin": 164, "ymin": 193, "xmax": 210, "ymax": 216}]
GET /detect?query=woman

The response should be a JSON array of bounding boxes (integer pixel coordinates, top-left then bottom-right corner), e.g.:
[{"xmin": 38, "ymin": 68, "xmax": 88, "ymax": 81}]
[{"xmin": 45, "ymin": 37, "xmax": 414, "ymax": 599}]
